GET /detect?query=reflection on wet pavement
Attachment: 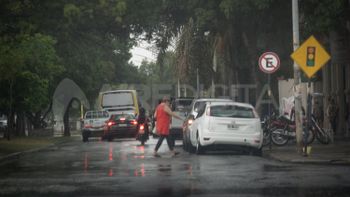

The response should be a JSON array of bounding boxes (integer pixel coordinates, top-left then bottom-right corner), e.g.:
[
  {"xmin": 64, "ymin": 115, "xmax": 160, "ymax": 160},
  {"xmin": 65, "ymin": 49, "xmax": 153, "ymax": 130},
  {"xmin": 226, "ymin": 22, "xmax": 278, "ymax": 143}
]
[{"xmin": 109, "ymin": 143, "xmax": 113, "ymax": 161}]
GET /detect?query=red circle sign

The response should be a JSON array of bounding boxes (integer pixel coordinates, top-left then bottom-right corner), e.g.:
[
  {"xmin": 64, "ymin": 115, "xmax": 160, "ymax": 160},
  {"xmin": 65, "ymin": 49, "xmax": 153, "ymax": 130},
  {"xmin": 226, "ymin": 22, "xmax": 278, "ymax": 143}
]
[{"xmin": 258, "ymin": 52, "xmax": 280, "ymax": 74}]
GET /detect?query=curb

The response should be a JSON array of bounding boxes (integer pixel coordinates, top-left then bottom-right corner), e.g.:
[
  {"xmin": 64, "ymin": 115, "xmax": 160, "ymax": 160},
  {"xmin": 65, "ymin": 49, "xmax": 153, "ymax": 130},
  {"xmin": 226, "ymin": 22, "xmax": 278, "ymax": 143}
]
[{"xmin": 264, "ymin": 151, "xmax": 350, "ymax": 165}]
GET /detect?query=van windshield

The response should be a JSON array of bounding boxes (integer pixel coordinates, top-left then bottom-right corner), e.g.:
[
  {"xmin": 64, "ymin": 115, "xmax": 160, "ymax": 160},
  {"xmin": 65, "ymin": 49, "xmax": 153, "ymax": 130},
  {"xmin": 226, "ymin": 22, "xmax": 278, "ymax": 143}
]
[
  {"xmin": 173, "ymin": 99, "xmax": 193, "ymax": 112},
  {"xmin": 102, "ymin": 92, "xmax": 134, "ymax": 108}
]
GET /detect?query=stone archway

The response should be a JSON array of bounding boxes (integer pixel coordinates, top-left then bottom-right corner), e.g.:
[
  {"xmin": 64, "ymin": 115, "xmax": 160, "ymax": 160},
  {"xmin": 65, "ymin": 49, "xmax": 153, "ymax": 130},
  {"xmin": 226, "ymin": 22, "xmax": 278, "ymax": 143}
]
[{"xmin": 52, "ymin": 78, "xmax": 90, "ymax": 136}]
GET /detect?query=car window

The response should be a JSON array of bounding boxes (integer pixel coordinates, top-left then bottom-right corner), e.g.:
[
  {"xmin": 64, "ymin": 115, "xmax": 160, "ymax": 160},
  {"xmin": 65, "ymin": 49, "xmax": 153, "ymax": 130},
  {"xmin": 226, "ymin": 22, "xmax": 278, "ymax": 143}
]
[
  {"xmin": 193, "ymin": 101, "xmax": 206, "ymax": 113},
  {"xmin": 209, "ymin": 105, "xmax": 255, "ymax": 118},
  {"xmin": 196, "ymin": 103, "xmax": 207, "ymax": 118}
]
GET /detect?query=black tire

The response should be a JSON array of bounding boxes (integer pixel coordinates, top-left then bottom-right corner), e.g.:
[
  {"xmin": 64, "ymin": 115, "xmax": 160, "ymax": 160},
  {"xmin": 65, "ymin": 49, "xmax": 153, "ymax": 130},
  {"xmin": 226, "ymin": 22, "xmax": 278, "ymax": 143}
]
[
  {"xmin": 315, "ymin": 128, "xmax": 331, "ymax": 144},
  {"xmin": 188, "ymin": 142, "xmax": 196, "ymax": 153},
  {"xmin": 195, "ymin": 132, "xmax": 205, "ymax": 155},
  {"xmin": 271, "ymin": 128, "xmax": 289, "ymax": 146},
  {"xmin": 182, "ymin": 136, "xmax": 188, "ymax": 151},
  {"xmin": 82, "ymin": 130, "xmax": 89, "ymax": 142},
  {"xmin": 249, "ymin": 147, "xmax": 262, "ymax": 156}
]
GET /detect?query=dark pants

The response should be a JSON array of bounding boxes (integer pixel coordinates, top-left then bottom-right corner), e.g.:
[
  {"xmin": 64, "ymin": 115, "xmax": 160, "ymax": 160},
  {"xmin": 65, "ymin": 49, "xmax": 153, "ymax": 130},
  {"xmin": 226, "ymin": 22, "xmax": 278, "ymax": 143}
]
[{"xmin": 155, "ymin": 135, "xmax": 174, "ymax": 152}]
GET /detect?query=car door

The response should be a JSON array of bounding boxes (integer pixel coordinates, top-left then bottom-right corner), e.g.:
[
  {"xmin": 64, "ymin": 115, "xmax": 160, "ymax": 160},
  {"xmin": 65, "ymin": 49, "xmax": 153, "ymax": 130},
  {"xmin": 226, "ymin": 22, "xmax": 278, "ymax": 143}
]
[{"xmin": 189, "ymin": 103, "xmax": 207, "ymax": 146}]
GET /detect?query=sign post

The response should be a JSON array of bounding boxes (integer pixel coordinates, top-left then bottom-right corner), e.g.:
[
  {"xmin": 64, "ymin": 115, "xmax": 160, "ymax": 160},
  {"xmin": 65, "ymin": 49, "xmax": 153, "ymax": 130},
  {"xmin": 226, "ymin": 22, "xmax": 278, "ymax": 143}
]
[
  {"xmin": 291, "ymin": 35, "xmax": 331, "ymax": 156},
  {"xmin": 259, "ymin": 52, "xmax": 280, "ymax": 150}
]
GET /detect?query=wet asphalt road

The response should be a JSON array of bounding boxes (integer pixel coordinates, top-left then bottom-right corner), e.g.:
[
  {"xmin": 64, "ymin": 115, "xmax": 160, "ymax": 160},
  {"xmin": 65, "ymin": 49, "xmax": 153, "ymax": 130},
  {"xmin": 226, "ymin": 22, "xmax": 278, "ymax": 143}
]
[{"xmin": 0, "ymin": 137, "xmax": 350, "ymax": 197}]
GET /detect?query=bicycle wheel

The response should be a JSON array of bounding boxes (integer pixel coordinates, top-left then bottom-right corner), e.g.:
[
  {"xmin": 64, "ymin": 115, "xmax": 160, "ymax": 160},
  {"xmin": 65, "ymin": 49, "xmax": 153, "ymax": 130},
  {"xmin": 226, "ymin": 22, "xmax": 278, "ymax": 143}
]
[
  {"xmin": 311, "ymin": 117, "xmax": 331, "ymax": 144},
  {"xmin": 271, "ymin": 128, "xmax": 289, "ymax": 146},
  {"xmin": 315, "ymin": 127, "xmax": 331, "ymax": 144}
]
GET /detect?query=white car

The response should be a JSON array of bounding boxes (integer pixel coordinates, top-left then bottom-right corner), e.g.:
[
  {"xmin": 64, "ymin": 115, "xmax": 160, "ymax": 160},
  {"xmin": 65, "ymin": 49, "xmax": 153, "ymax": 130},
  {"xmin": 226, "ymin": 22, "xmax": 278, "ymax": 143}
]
[
  {"xmin": 182, "ymin": 98, "xmax": 232, "ymax": 152},
  {"xmin": 187, "ymin": 101, "xmax": 263, "ymax": 155},
  {"xmin": 82, "ymin": 110, "xmax": 110, "ymax": 142}
]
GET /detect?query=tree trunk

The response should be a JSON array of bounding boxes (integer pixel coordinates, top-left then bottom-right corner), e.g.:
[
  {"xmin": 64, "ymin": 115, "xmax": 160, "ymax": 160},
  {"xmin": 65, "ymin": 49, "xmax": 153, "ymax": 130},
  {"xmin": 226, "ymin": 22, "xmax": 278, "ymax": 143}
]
[{"xmin": 16, "ymin": 112, "xmax": 26, "ymax": 136}]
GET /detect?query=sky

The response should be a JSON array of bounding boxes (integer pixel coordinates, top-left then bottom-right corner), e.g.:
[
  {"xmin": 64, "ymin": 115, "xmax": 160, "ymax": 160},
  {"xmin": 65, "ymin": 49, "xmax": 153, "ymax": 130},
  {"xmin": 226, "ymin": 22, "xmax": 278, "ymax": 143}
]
[{"xmin": 129, "ymin": 40, "xmax": 157, "ymax": 66}]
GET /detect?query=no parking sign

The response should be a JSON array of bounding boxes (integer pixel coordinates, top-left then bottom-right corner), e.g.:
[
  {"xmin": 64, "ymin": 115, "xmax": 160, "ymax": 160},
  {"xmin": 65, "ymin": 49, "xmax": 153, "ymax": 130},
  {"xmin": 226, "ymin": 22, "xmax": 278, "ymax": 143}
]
[{"xmin": 258, "ymin": 52, "xmax": 280, "ymax": 74}]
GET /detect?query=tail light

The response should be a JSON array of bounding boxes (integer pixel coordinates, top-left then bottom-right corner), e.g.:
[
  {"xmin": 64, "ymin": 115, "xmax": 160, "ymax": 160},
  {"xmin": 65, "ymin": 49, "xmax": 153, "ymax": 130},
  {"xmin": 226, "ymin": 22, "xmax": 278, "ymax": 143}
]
[
  {"xmin": 107, "ymin": 121, "xmax": 116, "ymax": 126},
  {"xmin": 120, "ymin": 117, "xmax": 126, "ymax": 121},
  {"xmin": 131, "ymin": 120, "xmax": 138, "ymax": 125},
  {"xmin": 138, "ymin": 124, "xmax": 145, "ymax": 134}
]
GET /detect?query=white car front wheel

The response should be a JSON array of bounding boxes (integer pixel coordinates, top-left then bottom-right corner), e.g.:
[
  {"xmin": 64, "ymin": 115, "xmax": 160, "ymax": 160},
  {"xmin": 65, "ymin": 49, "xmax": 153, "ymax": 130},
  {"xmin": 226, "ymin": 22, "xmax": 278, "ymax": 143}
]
[{"xmin": 195, "ymin": 132, "xmax": 205, "ymax": 155}]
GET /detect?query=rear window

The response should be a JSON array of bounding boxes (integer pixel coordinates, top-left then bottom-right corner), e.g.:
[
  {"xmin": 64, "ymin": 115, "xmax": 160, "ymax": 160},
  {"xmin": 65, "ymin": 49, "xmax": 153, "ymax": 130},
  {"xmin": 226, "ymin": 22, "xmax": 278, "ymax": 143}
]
[
  {"xmin": 85, "ymin": 111, "xmax": 109, "ymax": 119},
  {"xmin": 209, "ymin": 105, "xmax": 255, "ymax": 118}
]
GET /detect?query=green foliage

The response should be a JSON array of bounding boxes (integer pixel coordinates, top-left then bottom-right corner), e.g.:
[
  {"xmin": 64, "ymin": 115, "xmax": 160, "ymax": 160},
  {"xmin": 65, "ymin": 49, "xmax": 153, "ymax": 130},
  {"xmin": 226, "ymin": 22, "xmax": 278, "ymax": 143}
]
[
  {"xmin": 0, "ymin": 33, "xmax": 62, "ymax": 115},
  {"xmin": 301, "ymin": 0, "xmax": 349, "ymax": 34}
]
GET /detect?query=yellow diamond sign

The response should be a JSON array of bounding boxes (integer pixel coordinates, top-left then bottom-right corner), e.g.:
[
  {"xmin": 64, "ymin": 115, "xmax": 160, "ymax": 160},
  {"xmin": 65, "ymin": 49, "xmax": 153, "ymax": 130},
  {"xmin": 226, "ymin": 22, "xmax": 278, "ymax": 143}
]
[{"xmin": 291, "ymin": 35, "xmax": 331, "ymax": 78}]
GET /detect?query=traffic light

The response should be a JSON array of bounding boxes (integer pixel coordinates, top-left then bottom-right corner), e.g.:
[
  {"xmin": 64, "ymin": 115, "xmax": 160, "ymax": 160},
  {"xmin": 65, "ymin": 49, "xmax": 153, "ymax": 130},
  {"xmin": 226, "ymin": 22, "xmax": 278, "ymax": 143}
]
[{"xmin": 306, "ymin": 46, "xmax": 316, "ymax": 67}]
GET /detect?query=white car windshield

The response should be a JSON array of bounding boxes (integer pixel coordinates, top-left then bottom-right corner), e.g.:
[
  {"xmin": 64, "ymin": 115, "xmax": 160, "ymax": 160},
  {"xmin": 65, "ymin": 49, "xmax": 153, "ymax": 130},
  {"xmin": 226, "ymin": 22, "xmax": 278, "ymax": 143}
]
[{"xmin": 209, "ymin": 105, "xmax": 255, "ymax": 118}]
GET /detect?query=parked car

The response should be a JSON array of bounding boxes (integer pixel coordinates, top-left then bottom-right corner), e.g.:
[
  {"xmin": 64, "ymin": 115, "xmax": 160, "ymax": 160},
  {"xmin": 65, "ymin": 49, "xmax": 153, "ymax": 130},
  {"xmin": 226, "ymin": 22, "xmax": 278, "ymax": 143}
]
[
  {"xmin": 182, "ymin": 98, "xmax": 232, "ymax": 152},
  {"xmin": 103, "ymin": 113, "xmax": 138, "ymax": 141},
  {"xmin": 169, "ymin": 97, "xmax": 193, "ymax": 139},
  {"xmin": 82, "ymin": 110, "xmax": 110, "ymax": 142},
  {"xmin": 185, "ymin": 100, "xmax": 263, "ymax": 156}
]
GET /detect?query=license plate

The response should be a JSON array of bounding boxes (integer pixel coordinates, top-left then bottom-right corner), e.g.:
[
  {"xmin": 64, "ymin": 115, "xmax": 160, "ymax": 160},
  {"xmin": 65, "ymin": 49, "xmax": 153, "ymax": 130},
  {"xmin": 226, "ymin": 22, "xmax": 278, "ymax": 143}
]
[
  {"xmin": 118, "ymin": 124, "xmax": 127, "ymax": 127},
  {"xmin": 227, "ymin": 124, "xmax": 238, "ymax": 129}
]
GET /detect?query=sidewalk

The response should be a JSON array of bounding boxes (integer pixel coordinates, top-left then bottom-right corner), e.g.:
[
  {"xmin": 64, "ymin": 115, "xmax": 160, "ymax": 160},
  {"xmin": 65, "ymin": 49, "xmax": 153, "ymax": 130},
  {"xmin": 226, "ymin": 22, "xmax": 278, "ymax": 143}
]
[{"xmin": 263, "ymin": 139, "xmax": 350, "ymax": 165}]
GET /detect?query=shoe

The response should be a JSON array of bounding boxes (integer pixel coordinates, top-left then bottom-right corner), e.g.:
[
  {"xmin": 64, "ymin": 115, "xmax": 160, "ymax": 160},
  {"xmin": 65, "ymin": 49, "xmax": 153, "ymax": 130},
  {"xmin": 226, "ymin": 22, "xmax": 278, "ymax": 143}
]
[
  {"xmin": 172, "ymin": 152, "xmax": 180, "ymax": 157},
  {"xmin": 154, "ymin": 153, "xmax": 161, "ymax": 158}
]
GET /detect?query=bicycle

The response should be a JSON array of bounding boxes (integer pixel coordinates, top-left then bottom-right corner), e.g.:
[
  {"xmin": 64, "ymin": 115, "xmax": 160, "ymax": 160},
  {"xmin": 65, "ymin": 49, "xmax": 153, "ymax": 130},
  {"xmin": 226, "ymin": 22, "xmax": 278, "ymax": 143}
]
[{"xmin": 310, "ymin": 114, "xmax": 331, "ymax": 144}]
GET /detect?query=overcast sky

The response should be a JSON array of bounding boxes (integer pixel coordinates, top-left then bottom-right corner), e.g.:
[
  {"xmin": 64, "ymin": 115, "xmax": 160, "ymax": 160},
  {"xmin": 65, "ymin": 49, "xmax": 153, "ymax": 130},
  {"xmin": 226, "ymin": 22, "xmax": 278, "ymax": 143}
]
[{"xmin": 129, "ymin": 40, "xmax": 157, "ymax": 66}]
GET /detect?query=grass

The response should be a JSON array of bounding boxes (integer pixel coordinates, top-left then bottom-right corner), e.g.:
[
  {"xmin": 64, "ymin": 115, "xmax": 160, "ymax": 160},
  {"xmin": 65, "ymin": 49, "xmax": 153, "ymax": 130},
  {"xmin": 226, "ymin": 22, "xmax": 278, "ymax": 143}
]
[{"xmin": 0, "ymin": 136, "xmax": 74, "ymax": 155}]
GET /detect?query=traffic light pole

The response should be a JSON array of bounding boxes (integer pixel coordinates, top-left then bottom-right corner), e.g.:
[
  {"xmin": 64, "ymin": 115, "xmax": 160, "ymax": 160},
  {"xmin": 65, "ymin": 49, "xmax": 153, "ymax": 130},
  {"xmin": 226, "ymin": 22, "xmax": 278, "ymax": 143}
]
[{"xmin": 292, "ymin": 0, "xmax": 304, "ymax": 154}]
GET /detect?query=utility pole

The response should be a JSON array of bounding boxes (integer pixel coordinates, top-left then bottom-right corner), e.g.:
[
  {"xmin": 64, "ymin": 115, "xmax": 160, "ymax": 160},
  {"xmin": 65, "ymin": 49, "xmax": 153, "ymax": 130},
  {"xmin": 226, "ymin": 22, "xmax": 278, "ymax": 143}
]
[
  {"xmin": 196, "ymin": 68, "xmax": 200, "ymax": 98},
  {"xmin": 292, "ymin": 0, "xmax": 303, "ymax": 154}
]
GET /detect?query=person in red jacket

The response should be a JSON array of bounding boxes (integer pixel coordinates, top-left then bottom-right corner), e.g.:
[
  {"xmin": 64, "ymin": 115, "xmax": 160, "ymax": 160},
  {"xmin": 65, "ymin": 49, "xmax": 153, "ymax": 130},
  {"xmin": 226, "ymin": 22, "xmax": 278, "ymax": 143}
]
[{"xmin": 153, "ymin": 96, "xmax": 183, "ymax": 157}]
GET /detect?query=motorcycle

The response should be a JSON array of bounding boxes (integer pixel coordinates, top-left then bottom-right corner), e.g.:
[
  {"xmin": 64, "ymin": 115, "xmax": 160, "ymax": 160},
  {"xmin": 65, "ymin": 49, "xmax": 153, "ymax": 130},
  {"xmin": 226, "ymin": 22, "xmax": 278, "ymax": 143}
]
[
  {"xmin": 270, "ymin": 115, "xmax": 315, "ymax": 146},
  {"xmin": 136, "ymin": 123, "xmax": 149, "ymax": 145}
]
